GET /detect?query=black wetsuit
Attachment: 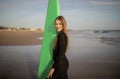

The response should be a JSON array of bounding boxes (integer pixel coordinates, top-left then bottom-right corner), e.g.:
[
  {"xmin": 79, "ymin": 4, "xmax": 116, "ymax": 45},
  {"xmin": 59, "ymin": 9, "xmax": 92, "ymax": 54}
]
[{"xmin": 52, "ymin": 31, "xmax": 69, "ymax": 79}]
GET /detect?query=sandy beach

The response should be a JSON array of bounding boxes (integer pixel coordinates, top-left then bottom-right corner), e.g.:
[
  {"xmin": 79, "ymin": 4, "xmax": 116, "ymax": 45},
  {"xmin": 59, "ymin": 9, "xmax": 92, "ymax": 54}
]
[
  {"xmin": 0, "ymin": 30, "xmax": 120, "ymax": 79},
  {"xmin": 0, "ymin": 31, "xmax": 42, "ymax": 45}
]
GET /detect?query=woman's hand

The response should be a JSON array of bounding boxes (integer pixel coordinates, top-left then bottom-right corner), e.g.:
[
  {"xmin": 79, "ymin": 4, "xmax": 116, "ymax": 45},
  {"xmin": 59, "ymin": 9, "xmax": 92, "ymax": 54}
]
[{"xmin": 47, "ymin": 68, "xmax": 55, "ymax": 78}]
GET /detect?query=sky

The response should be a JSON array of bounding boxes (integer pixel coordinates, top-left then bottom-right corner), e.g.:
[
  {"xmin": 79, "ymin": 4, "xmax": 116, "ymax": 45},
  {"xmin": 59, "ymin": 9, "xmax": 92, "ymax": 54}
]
[{"xmin": 0, "ymin": 0, "xmax": 120, "ymax": 30}]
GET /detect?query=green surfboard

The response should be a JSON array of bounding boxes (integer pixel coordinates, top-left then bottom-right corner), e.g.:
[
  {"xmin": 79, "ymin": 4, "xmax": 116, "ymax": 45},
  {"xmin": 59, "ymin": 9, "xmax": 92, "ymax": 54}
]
[{"xmin": 38, "ymin": 0, "xmax": 60, "ymax": 79}]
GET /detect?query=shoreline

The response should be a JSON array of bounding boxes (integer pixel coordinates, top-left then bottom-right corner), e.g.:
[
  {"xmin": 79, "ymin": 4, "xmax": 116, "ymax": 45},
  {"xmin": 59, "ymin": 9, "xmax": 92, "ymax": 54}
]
[{"xmin": 0, "ymin": 30, "xmax": 120, "ymax": 46}]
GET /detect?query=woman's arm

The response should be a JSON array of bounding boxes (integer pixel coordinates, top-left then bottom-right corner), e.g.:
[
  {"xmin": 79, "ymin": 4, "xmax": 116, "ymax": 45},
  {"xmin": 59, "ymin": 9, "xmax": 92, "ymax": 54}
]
[
  {"xmin": 47, "ymin": 32, "xmax": 67, "ymax": 78},
  {"xmin": 52, "ymin": 32, "xmax": 67, "ymax": 69}
]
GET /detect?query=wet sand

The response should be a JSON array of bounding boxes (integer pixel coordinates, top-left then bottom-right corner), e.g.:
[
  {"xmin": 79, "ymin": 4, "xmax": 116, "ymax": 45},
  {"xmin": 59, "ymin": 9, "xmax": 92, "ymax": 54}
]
[
  {"xmin": 0, "ymin": 31, "xmax": 120, "ymax": 79},
  {"xmin": 67, "ymin": 31, "xmax": 120, "ymax": 79},
  {"xmin": 0, "ymin": 46, "xmax": 39, "ymax": 79}
]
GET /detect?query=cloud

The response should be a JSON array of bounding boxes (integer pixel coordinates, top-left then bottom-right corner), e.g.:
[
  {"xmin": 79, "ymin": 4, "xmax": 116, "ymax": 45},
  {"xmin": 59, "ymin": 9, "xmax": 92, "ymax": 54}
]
[{"xmin": 90, "ymin": 0, "xmax": 120, "ymax": 5}]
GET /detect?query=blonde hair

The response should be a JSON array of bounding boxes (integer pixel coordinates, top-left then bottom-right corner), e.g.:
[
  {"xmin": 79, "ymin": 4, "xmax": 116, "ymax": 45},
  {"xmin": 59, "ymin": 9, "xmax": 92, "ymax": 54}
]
[{"xmin": 54, "ymin": 16, "xmax": 69, "ymax": 52}]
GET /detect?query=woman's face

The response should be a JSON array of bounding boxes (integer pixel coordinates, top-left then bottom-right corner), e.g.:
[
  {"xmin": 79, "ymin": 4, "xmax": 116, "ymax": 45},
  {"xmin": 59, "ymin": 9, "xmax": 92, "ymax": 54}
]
[{"xmin": 55, "ymin": 20, "xmax": 63, "ymax": 32}]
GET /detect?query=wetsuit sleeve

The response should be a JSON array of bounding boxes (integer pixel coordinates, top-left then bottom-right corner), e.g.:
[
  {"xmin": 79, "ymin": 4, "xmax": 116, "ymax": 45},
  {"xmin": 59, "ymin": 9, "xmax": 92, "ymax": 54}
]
[{"xmin": 52, "ymin": 33, "xmax": 67, "ymax": 69}]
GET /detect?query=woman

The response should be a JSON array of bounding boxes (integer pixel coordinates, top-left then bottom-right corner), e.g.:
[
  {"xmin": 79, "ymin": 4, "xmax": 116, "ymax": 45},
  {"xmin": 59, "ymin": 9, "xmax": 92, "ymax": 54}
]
[{"xmin": 47, "ymin": 16, "xmax": 69, "ymax": 79}]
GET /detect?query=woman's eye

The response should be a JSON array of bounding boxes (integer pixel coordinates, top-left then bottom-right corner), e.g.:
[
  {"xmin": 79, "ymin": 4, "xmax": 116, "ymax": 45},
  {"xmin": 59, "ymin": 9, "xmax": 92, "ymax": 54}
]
[{"xmin": 59, "ymin": 23, "xmax": 62, "ymax": 25}]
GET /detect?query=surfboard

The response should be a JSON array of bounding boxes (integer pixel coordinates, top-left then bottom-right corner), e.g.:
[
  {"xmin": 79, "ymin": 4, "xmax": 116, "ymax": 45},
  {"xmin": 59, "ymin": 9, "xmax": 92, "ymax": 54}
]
[{"xmin": 38, "ymin": 0, "xmax": 60, "ymax": 79}]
